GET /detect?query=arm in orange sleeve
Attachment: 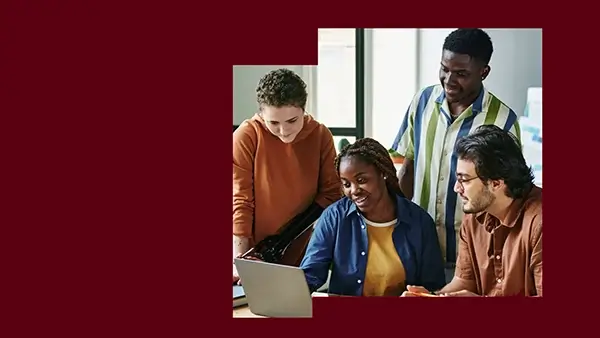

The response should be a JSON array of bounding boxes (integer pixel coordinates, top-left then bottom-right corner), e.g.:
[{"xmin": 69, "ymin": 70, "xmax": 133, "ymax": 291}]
[
  {"xmin": 233, "ymin": 123, "xmax": 256, "ymax": 241},
  {"xmin": 314, "ymin": 126, "xmax": 342, "ymax": 209}
]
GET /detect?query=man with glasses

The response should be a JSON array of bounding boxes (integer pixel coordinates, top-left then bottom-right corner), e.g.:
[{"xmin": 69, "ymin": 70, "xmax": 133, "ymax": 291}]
[
  {"xmin": 391, "ymin": 29, "xmax": 521, "ymax": 278},
  {"xmin": 401, "ymin": 125, "xmax": 542, "ymax": 296}
]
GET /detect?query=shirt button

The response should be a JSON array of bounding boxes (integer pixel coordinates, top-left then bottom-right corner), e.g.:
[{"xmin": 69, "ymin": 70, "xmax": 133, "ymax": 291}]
[
  {"xmin": 357, "ymin": 279, "xmax": 362, "ymax": 284},
  {"xmin": 440, "ymin": 176, "xmax": 444, "ymax": 181},
  {"xmin": 497, "ymin": 278, "xmax": 502, "ymax": 284},
  {"xmin": 361, "ymin": 251, "xmax": 365, "ymax": 256},
  {"xmin": 361, "ymin": 225, "xmax": 365, "ymax": 229},
  {"xmin": 437, "ymin": 199, "xmax": 442, "ymax": 204},
  {"xmin": 496, "ymin": 255, "xmax": 501, "ymax": 260}
]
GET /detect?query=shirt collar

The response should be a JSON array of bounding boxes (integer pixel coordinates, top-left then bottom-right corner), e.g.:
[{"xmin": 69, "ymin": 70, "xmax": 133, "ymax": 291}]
[
  {"xmin": 476, "ymin": 186, "xmax": 541, "ymax": 231},
  {"xmin": 346, "ymin": 193, "xmax": 414, "ymax": 227},
  {"xmin": 435, "ymin": 85, "xmax": 487, "ymax": 114}
]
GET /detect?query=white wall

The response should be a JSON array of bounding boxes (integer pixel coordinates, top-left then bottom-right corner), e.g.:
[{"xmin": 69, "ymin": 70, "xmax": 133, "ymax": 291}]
[
  {"xmin": 417, "ymin": 28, "xmax": 542, "ymax": 115},
  {"xmin": 232, "ymin": 65, "xmax": 309, "ymax": 125},
  {"xmin": 417, "ymin": 28, "xmax": 455, "ymax": 90},
  {"xmin": 369, "ymin": 29, "xmax": 418, "ymax": 148}
]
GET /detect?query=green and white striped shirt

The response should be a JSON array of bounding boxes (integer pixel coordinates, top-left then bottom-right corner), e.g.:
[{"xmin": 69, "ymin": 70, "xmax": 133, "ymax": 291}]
[{"xmin": 391, "ymin": 84, "xmax": 521, "ymax": 263}]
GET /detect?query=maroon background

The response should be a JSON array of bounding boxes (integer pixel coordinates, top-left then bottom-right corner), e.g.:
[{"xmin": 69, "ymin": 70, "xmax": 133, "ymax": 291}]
[{"xmin": 1, "ymin": 1, "xmax": 589, "ymax": 336}]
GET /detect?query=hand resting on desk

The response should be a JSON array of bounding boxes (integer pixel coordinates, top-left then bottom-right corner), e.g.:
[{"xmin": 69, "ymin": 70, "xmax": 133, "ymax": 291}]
[
  {"xmin": 400, "ymin": 285, "xmax": 480, "ymax": 297},
  {"xmin": 401, "ymin": 285, "xmax": 439, "ymax": 297}
]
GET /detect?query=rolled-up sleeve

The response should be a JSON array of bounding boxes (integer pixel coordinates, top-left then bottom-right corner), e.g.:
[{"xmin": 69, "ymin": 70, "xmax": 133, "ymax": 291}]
[
  {"xmin": 299, "ymin": 206, "xmax": 338, "ymax": 292},
  {"xmin": 419, "ymin": 211, "xmax": 446, "ymax": 291},
  {"xmin": 455, "ymin": 218, "xmax": 475, "ymax": 281},
  {"xmin": 391, "ymin": 90, "xmax": 422, "ymax": 160}
]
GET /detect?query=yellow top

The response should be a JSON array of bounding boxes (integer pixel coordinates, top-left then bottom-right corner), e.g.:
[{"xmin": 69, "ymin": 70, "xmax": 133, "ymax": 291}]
[{"xmin": 361, "ymin": 217, "xmax": 406, "ymax": 296}]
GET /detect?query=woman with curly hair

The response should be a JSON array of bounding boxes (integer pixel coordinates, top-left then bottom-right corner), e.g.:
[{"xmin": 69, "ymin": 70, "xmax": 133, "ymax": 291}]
[{"xmin": 300, "ymin": 137, "xmax": 445, "ymax": 296}]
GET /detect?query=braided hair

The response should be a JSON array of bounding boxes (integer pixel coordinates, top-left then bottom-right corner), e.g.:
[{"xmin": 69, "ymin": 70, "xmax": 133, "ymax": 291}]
[{"xmin": 334, "ymin": 138, "xmax": 405, "ymax": 198}]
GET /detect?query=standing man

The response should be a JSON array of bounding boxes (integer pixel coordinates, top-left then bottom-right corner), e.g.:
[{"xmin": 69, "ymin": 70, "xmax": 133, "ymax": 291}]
[{"xmin": 391, "ymin": 28, "xmax": 521, "ymax": 273}]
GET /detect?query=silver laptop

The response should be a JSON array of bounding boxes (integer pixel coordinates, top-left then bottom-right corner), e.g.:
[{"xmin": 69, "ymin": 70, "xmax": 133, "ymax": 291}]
[{"xmin": 234, "ymin": 258, "xmax": 312, "ymax": 317}]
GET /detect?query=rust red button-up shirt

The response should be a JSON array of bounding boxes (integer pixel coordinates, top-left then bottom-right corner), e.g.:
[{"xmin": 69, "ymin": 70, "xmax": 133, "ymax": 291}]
[{"xmin": 455, "ymin": 186, "xmax": 542, "ymax": 296}]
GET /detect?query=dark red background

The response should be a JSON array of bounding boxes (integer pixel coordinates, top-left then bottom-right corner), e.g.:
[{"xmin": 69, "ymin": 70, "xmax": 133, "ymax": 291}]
[{"xmin": 1, "ymin": 1, "xmax": 590, "ymax": 336}]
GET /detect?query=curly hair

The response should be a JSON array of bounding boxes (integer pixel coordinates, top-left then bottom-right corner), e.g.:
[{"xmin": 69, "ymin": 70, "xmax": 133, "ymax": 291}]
[
  {"xmin": 256, "ymin": 68, "xmax": 307, "ymax": 110},
  {"xmin": 335, "ymin": 138, "xmax": 404, "ymax": 198},
  {"xmin": 443, "ymin": 28, "xmax": 494, "ymax": 65},
  {"xmin": 455, "ymin": 125, "xmax": 534, "ymax": 199}
]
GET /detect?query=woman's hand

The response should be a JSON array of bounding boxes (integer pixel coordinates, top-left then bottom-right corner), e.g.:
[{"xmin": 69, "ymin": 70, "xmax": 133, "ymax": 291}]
[
  {"xmin": 232, "ymin": 256, "xmax": 263, "ymax": 286},
  {"xmin": 233, "ymin": 263, "xmax": 241, "ymax": 285}
]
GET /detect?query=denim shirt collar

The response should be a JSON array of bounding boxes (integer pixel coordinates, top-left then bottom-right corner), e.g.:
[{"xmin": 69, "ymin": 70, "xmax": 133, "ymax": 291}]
[{"xmin": 345, "ymin": 193, "xmax": 415, "ymax": 228}]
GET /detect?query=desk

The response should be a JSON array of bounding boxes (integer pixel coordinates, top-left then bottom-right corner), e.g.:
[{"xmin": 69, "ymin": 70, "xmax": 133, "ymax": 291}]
[
  {"xmin": 233, "ymin": 305, "xmax": 264, "ymax": 318},
  {"xmin": 232, "ymin": 292, "xmax": 329, "ymax": 318}
]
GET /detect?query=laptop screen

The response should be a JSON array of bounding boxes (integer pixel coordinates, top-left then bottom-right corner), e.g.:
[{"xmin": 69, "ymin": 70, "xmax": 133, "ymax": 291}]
[{"xmin": 233, "ymin": 285, "xmax": 245, "ymax": 299}]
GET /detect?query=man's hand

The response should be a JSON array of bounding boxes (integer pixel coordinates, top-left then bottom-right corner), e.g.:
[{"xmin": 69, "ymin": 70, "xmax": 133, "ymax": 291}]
[
  {"xmin": 401, "ymin": 285, "xmax": 438, "ymax": 297},
  {"xmin": 439, "ymin": 290, "xmax": 480, "ymax": 297}
]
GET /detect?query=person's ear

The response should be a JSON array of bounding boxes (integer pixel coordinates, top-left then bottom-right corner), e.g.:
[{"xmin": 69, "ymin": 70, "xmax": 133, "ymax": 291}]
[
  {"xmin": 489, "ymin": 178, "xmax": 504, "ymax": 192},
  {"xmin": 481, "ymin": 65, "xmax": 491, "ymax": 81}
]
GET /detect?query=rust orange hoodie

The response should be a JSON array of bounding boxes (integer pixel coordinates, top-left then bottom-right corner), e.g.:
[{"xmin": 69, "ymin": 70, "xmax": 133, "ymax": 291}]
[{"xmin": 233, "ymin": 113, "xmax": 342, "ymax": 265}]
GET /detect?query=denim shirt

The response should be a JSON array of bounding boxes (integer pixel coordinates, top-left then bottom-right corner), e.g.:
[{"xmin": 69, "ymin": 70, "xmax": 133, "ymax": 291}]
[{"xmin": 300, "ymin": 194, "xmax": 446, "ymax": 296}]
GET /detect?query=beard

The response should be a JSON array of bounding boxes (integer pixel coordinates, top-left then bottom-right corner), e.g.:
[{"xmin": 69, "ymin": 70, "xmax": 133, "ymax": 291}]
[{"xmin": 462, "ymin": 186, "xmax": 495, "ymax": 214}]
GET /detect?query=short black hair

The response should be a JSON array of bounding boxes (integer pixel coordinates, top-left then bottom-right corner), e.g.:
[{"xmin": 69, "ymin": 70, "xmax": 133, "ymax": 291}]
[
  {"xmin": 455, "ymin": 125, "xmax": 534, "ymax": 199},
  {"xmin": 256, "ymin": 68, "xmax": 307, "ymax": 110},
  {"xmin": 443, "ymin": 28, "xmax": 493, "ymax": 65}
]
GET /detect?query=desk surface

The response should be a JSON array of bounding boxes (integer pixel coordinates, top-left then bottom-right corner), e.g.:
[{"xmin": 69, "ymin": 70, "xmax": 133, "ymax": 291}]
[
  {"xmin": 233, "ymin": 305, "xmax": 265, "ymax": 318},
  {"xmin": 232, "ymin": 292, "xmax": 329, "ymax": 318}
]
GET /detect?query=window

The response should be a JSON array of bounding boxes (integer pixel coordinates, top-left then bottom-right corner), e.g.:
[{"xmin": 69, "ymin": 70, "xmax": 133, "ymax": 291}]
[
  {"xmin": 369, "ymin": 28, "xmax": 418, "ymax": 149},
  {"xmin": 233, "ymin": 30, "xmax": 366, "ymax": 140},
  {"xmin": 316, "ymin": 29, "xmax": 356, "ymax": 128}
]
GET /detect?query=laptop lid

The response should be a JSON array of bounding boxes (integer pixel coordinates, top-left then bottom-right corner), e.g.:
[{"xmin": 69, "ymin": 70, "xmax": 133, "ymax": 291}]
[{"xmin": 234, "ymin": 258, "xmax": 312, "ymax": 318}]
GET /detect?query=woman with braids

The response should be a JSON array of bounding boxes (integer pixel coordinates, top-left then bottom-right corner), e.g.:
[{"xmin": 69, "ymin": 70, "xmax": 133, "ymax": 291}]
[
  {"xmin": 299, "ymin": 138, "xmax": 445, "ymax": 296},
  {"xmin": 232, "ymin": 69, "xmax": 342, "ymax": 285}
]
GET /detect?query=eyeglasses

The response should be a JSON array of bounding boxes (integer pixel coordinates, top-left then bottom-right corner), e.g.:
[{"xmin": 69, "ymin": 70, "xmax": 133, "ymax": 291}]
[{"xmin": 456, "ymin": 175, "xmax": 480, "ymax": 189}]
